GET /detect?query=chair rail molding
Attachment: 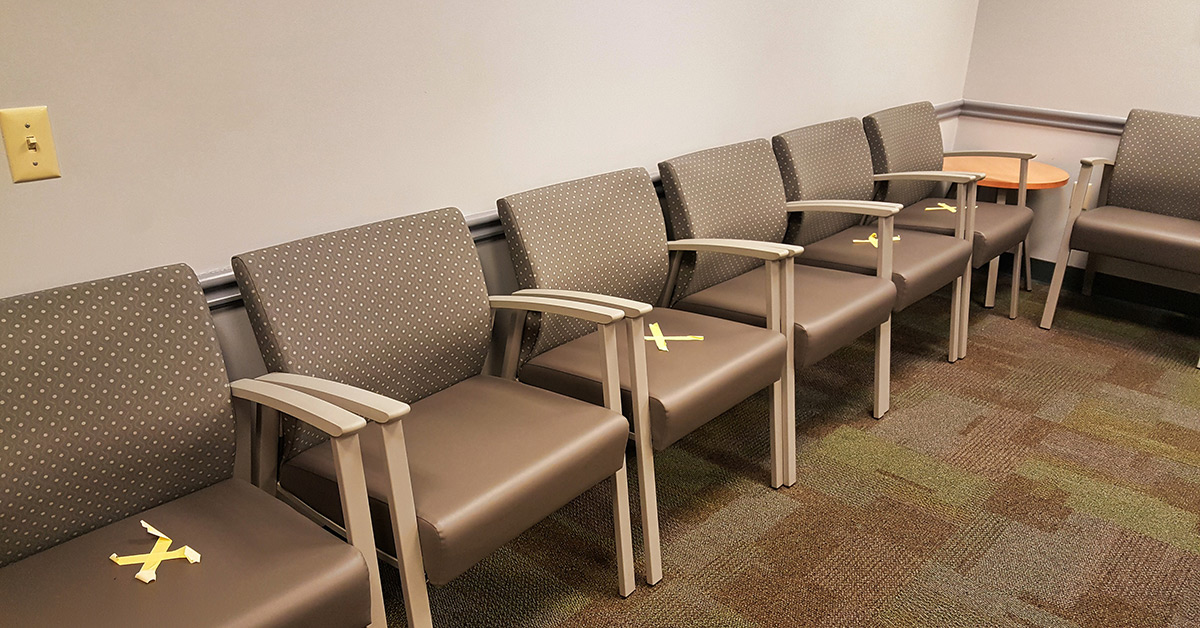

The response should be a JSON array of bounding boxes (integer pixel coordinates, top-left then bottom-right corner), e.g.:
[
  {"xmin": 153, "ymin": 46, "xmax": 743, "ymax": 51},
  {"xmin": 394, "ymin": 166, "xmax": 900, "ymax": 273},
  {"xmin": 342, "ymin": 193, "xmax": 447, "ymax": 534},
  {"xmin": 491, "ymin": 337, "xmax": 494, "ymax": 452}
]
[{"xmin": 200, "ymin": 99, "xmax": 1129, "ymax": 309}]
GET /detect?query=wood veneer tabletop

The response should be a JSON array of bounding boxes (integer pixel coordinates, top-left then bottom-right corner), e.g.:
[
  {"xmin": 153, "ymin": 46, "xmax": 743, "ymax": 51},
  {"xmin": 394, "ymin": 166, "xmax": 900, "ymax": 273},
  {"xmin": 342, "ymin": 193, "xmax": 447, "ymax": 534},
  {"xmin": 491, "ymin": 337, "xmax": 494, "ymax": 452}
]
[{"xmin": 942, "ymin": 155, "xmax": 1070, "ymax": 190}]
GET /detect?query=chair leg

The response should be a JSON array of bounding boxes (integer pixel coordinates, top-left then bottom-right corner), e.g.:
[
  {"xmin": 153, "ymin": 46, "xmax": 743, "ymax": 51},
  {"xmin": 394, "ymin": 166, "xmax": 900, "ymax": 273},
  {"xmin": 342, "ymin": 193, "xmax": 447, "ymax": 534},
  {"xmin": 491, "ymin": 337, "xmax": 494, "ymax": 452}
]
[
  {"xmin": 1082, "ymin": 256, "xmax": 1097, "ymax": 296},
  {"xmin": 623, "ymin": 318, "xmax": 662, "ymax": 585},
  {"xmin": 958, "ymin": 184, "xmax": 977, "ymax": 360},
  {"xmin": 781, "ymin": 260, "xmax": 797, "ymax": 487},
  {"xmin": 873, "ymin": 316, "xmax": 892, "ymax": 419},
  {"xmin": 1009, "ymin": 243, "xmax": 1022, "ymax": 320},
  {"xmin": 949, "ymin": 275, "xmax": 962, "ymax": 363},
  {"xmin": 1040, "ymin": 248, "xmax": 1071, "ymax": 329},
  {"xmin": 330, "ymin": 434, "xmax": 389, "ymax": 628},
  {"xmin": 984, "ymin": 257, "xmax": 999, "ymax": 308},
  {"xmin": 1023, "ymin": 238, "xmax": 1034, "ymax": 291},
  {"xmin": 378, "ymin": 421, "xmax": 433, "ymax": 628},
  {"xmin": 958, "ymin": 265, "xmax": 973, "ymax": 359},
  {"xmin": 611, "ymin": 460, "xmax": 636, "ymax": 598},
  {"xmin": 763, "ymin": 260, "xmax": 787, "ymax": 489}
]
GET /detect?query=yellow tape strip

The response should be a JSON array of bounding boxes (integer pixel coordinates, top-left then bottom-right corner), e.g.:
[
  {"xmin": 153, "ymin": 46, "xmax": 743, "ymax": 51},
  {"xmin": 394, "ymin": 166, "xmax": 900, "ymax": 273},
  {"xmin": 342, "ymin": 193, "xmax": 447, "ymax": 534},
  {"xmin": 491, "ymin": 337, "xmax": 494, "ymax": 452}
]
[
  {"xmin": 109, "ymin": 520, "xmax": 201, "ymax": 583},
  {"xmin": 851, "ymin": 232, "xmax": 902, "ymax": 248},
  {"xmin": 925, "ymin": 202, "xmax": 957, "ymax": 212},
  {"xmin": 644, "ymin": 322, "xmax": 703, "ymax": 351}
]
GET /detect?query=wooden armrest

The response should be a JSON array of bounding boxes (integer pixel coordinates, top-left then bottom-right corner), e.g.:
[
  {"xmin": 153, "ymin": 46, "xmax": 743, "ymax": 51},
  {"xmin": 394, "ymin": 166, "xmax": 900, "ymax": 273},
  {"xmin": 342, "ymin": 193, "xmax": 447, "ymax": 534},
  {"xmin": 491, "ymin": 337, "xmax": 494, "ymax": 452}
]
[
  {"xmin": 874, "ymin": 171, "xmax": 984, "ymax": 184},
  {"xmin": 786, "ymin": 200, "xmax": 902, "ymax": 217},
  {"xmin": 230, "ymin": 378, "xmax": 367, "ymax": 437},
  {"xmin": 515, "ymin": 289, "xmax": 652, "ymax": 318},
  {"xmin": 668, "ymin": 238, "xmax": 792, "ymax": 260},
  {"xmin": 489, "ymin": 294, "xmax": 624, "ymax": 324},
  {"xmin": 945, "ymin": 150, "xmax": 1036, "ymax": 160},
  {"xmin": 257, "ymin": 372, "xmax": 410, "ymax": 424},
  {"xmin": 1081, "ymin": 157, "xmax": 1114, "ymax": 167}
]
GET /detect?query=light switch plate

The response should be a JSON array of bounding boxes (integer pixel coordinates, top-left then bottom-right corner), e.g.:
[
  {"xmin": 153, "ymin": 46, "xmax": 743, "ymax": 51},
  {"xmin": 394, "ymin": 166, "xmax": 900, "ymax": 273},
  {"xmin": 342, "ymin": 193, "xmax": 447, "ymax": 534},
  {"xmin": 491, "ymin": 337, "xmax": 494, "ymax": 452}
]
[{"xmin": 0, "ymin": 106, "xmax": 61, "ymax": 183}]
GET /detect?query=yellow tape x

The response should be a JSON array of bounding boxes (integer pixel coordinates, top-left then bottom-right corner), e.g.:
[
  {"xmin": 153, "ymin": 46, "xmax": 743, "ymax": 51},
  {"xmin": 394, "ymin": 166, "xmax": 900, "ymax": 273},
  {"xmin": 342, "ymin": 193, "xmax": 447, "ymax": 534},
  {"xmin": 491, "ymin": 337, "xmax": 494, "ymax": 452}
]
[
  {"xmin": 851, "ymin": 232, "xmax": 901, "ymax": 248},
  {"xmin": 644, "ymin": 322, "xmax": 703, "ymax": 352},
  {"xmin": 925, "ymin": 202, "xmax": 957, "ymax": 212},
  {"xmin": 110, "ymin": 520, "xmax": 201, "ymax": 583}
]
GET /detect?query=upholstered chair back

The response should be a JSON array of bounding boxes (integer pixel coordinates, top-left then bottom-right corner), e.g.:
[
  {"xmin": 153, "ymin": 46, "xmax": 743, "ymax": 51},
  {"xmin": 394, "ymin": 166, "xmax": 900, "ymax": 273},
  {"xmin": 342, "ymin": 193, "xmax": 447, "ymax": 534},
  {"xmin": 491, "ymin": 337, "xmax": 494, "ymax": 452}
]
[
  {"xmin": 1107, "ymin": 108, "xmax": 1200, "ymax": 221},
  {"xmin": 773, "ymin": 117, "xmax": 874, "ymax": 245},
  {"xmin": 863, "ymin": 101, "xmax": 945, "ymax": 207},
  {"xmin": 234, "ymin": 208, "xmax": 492, "ymax": 459},
  {"xmin": 498, "ymin": 167, "xmax": 670, "ymax": 357},
  {"xmin": 0, "ymin": 265, "xmax": 236, "ymax": 566},
  {"xmin": 659, "ymin": 139, "xmax": 789, "ymax": 300}
]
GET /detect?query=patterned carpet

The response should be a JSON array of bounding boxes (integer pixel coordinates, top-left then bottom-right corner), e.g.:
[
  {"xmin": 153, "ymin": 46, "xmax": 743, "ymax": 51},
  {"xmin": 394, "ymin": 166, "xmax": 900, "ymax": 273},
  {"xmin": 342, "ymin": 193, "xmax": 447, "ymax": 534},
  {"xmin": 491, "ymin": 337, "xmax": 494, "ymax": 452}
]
[{"xmin": 382, "ymin": 279, "xmax": 1200, "ymax": 627}]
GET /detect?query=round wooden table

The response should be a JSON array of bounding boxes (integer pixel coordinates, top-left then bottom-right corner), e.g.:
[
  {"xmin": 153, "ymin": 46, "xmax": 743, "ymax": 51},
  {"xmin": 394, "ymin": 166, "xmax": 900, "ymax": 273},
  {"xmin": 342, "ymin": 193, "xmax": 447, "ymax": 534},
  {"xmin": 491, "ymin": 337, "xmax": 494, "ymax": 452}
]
[
  {"xmin": 942, "ymin": 155, "xmax": 1069, "ymax": 190},
  {"xmin": 941, "ymin": 155, "xmax": 1071, "ymax": 308}
]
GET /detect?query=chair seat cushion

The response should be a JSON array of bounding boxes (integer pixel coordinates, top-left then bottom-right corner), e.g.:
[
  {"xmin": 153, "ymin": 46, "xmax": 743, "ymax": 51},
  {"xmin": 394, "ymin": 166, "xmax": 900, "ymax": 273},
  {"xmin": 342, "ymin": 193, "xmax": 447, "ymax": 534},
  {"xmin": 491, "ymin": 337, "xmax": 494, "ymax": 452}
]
[
  {"xmin": 1071, "ymin": 205, "xmax": 1200, "ymax": 274},
  {"xmin": 796, "ymin": 225, "xmax": 971, "ymax": 311},
  {"xmin": 280, "ymin": 375, "xmax": 629, "ymax": 586},
  {"xmin": 894, "ymin": 197, "xmax": 1034, "ymax": 264},
  {"xmin": 676, "ymin": 265, "xmax": 895, "ymax": 369},
  {"xmin": 521, "ymin": 307, "xmax": 787, "ymax": 452},
  {"xmin": 0, "ymin": 479, "xmax": 371, "ymax": 628}
]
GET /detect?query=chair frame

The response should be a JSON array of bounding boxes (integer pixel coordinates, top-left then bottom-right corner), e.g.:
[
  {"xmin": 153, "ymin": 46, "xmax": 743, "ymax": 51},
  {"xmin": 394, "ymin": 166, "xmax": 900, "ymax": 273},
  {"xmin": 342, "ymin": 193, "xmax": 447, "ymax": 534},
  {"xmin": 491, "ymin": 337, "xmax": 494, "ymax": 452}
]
[
  {"xmin": 521, "ymin": 237, "xmax": 799, "ymax": 586},
  {"xmin": 1041, "ymin": 157, "xmax": 1200, "ymax": 369},
  {"xmin": 258, "ymin": 294, "xmax": 638, "ymax": 628},
  {"xmin": 874, "ymin": 171, "xmax": 981, "ymax": 361},
  {"xmin": 1040, "ymin": 157, "xmax": 1114, "ymax": 333},
  {"xmin": 783, "ymin": 200, "xmax": 900, "ymax": 417},
  {"xmin": 230, "ymin": 379, "xmax": 388, "ymax": 627},
  {"xmin": 945, "ymin": 150, "xmax": 1036, "ymax": 319}
]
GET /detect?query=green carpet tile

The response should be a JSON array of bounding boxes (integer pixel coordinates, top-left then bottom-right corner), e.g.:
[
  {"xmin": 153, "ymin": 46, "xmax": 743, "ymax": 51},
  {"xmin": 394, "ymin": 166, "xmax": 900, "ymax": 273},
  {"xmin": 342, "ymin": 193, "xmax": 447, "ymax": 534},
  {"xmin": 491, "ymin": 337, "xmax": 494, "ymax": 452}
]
[{"xmin": 380, "ymin": 281, "xmax": 1200, "ymax": 627}]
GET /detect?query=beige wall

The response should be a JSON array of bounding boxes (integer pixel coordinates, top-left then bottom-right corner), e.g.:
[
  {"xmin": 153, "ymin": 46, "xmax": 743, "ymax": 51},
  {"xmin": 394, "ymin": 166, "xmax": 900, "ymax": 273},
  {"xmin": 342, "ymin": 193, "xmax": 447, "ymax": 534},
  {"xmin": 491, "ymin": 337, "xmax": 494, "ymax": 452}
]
[
  {"xmin": 0, "ymin": 1, "xmax": 980, "ymax": 297},
  {"xmin": 957, "ymin": 0, "xmax": 1200, "ymax": 272},
  {"xmin": 964, "ymin": 0, "xmax": 1200, "ymax": 117}
]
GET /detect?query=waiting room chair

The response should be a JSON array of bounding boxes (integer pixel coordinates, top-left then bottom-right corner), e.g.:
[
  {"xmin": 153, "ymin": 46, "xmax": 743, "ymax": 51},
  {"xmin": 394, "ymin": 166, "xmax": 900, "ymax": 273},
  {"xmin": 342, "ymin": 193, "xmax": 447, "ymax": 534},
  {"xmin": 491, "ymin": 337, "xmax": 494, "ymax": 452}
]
[
  {"xmin": 658, "ymin": 139, "xmax": 898, "ymax": 416},
  {"xmin": 498, "ymin": 167, "xmax": 794, "ymax": 584},
  {"xmin": 772, "ymin": 118, "xmax": 974, "ymax": 362},
  {"xmin": 0, "ymin": 264, "xmax": 385, "ymax": 627},
  {"xmin": 864, "ymin": 101, "xmax": 1032, "ymax": 338},
  {"xmin": 1040, "ymin": 108, "xmax": 1200, "ymax": 368},
  {"xmin": 233, "ymin": 208, "xmax": 637, "ymax": 628}
]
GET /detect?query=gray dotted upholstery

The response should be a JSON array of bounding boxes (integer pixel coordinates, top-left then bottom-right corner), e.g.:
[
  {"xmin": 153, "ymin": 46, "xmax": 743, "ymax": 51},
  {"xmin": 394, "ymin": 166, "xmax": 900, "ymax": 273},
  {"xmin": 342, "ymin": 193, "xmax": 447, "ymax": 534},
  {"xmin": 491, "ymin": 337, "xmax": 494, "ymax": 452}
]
[
  {"xmin": 773, "ymin": 118, "xmax": 874, "ymax": 245},
  {"xmin": 1107, "ymin": 109, "xmax": 1200, "ymax": 221},
  {"xmin": 863, "ymin": 101, "xmax": 945, "ymax": 207},
  {"xmin": 659, "ymin": 139, "xmax": 789, "ymax": 300},
  {"xmin": 0, "ymin": 265, "xmax": 236, "ymax": 566},
  {"xmin": 498, "ymin": 168, "xmax": 670, "ymax": 357},
  {"xmin": 233, "ymin": 208, "xmax": 492, "ymax": 459}
]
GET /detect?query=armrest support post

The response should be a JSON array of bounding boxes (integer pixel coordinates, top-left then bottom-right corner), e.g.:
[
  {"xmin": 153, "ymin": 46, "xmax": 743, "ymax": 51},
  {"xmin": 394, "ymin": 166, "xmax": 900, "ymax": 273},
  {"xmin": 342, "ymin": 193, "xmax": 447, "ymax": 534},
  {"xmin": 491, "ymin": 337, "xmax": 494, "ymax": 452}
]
[{"xmin": 877, "ymin": 215, "xmax": 895, "ymax": 280}]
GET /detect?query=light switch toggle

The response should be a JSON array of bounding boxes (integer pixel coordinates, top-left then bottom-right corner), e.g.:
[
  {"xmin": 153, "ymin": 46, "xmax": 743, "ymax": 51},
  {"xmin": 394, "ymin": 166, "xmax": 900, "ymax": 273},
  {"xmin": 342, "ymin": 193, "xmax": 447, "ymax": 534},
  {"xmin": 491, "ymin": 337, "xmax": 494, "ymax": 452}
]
[{"xmin": 0, "ymin": 106, "xmax": 61, "ymax": 183}]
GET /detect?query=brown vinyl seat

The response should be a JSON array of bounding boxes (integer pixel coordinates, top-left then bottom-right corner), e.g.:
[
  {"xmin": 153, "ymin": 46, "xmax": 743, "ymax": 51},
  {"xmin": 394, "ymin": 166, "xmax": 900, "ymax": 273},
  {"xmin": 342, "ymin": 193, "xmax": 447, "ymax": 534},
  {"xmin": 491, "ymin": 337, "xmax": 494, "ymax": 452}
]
[
  {"xmin": 0, "ymin": 481, "xmax": 370, "ymax": 627},
  {"xmin": 1041, "ymin": 109, "xmax": 1200, "ymax": 368},
  {"xmin": 1070, "ymin": 205, "xmax": 1200, "ymax": 274},
  {"xmin": 864, "ymin": 100, "xmax": 1036, "ymax": 317},
  {"xmin": 0, "ymin": 265, "xmax": 381, "ymax": 627},
  {"xmin": 521, "ymin": 306, "xmax": 786, "ymax": 450},
  {"xmin": 675, "ymin": 264, "xmax": 895, "ymax": 368},
  {"xmin": 891, "ymin": 199, "xmax": 1033, "ymax": 266},
  {"xmin": 234, "ymin": 208, "xmax": 638, "ymax": 627},
  {"xmin": 658, "ymin": 139, "xmax": 897, "ymax": 417},
  {"xmin": 278, "ymin": 375, "xmax": 627, "ymax": 585},
  {"xmin": 772, "ymin": 117, "xmax": 973, "ymax": 314}
]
